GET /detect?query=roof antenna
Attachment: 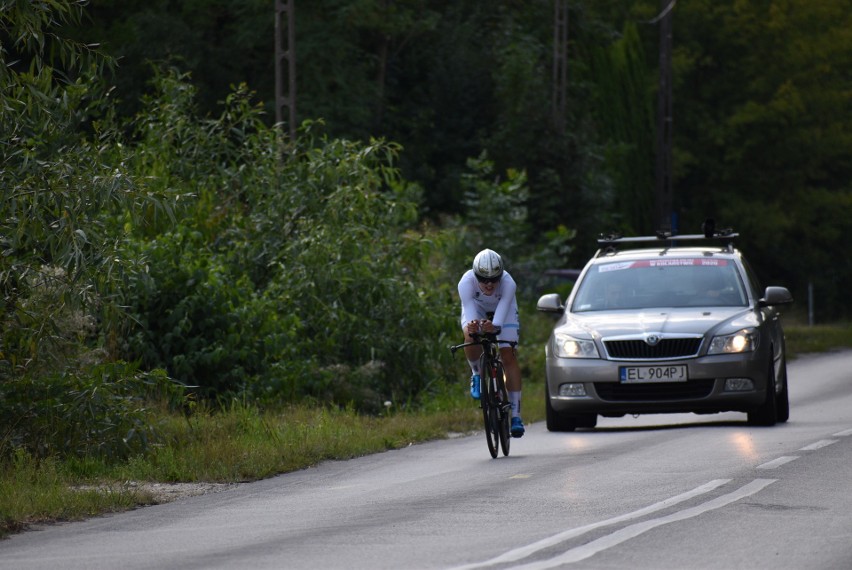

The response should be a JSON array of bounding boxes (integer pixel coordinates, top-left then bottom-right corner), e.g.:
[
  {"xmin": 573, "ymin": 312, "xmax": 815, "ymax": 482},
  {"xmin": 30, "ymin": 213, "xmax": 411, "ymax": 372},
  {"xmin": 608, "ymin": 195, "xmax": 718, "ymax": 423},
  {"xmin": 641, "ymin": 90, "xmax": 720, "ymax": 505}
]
[{"xmin": 701, "ymin": 218, "xmax": 715, "ymax": 238}]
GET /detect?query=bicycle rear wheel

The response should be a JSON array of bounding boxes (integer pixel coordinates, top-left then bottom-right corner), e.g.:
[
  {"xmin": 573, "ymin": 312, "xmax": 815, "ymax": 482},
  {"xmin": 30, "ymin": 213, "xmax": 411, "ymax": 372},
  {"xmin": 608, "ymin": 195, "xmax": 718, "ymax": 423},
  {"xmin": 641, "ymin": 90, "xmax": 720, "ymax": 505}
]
[
  {"xmin": 495, "ymin": 363, "xmax": 511, "ymax": 456},
  {"xmin": 480, "ymin": 358, "xmax": 499, "ymax": 458}
]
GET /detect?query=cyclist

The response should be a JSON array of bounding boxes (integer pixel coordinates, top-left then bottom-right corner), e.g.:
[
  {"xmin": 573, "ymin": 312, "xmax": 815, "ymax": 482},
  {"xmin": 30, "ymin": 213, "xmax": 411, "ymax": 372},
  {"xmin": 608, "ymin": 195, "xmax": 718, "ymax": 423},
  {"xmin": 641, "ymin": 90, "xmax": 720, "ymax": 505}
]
[{"xmin": 457, "ymin": 248, "xmax": 524, "ymax": 437}]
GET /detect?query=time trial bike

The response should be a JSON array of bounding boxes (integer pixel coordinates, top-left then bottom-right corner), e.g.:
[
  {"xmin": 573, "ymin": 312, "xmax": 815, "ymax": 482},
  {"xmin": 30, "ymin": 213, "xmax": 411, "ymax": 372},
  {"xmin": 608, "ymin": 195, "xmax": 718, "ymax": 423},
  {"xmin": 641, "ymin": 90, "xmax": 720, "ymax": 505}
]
[{"xmin": 451, "ymin": 331, "xmax": 516, "ymax": 458}]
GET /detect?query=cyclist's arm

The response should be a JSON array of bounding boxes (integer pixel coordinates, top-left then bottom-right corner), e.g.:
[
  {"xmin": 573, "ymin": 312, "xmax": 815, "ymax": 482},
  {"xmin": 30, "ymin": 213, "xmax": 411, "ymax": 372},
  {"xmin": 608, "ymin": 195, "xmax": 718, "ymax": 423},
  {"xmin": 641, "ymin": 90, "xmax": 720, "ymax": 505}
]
[
  {"xmin": 458, "ymin": 273, "xmax": 481, "ymax": 333},
  {"xmin": 491, "ymin": 273, "xmax": 517, "ymax": 329}
]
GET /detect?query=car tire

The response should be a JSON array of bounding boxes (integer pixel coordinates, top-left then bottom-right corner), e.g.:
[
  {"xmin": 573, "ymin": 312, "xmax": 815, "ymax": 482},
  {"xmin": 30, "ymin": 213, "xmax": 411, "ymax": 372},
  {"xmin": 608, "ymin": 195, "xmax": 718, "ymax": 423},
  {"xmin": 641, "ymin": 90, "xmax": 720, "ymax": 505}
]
[
  {"xmin": 576, "ymin": 414, "xmax": 598, "ymax": 428},
  {"xmin": 747, "ymin": 358, "xmax": 779, "ymax": 427},
  {"xmin": 775, "ymin": 356, "xmax": 790, "ymax": 423},
  {"xmin": 545, "ymin": 395, "xmax": 576, "ymax": 432},
  {"xmin": 545, "ymin": 396, "xmax": 597, "ymax": 431}
]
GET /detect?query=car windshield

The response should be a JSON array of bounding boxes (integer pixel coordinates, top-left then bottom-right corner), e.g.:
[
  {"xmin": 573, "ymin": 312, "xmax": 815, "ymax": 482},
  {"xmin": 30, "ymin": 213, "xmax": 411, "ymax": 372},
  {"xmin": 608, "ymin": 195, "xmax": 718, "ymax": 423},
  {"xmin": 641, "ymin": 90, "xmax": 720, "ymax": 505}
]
[{"xmin": 572, "ymin": 257, "xmax": 748, "ymax": 312}]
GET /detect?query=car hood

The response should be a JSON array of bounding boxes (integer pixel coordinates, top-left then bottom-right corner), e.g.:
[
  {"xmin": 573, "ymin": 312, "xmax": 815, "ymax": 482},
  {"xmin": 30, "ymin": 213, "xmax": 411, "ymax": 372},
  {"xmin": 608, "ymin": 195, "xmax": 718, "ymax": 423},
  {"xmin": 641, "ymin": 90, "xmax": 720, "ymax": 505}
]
[{"xmin": 558, "ymin": 307, "xmax": 758, "ymax": 339}]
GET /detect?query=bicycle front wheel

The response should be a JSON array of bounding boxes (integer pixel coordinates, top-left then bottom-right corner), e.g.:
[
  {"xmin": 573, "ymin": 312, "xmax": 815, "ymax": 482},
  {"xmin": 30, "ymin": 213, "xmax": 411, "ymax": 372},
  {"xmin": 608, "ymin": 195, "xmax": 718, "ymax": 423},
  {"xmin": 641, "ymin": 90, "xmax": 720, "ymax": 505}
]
[
  {"xmin": 480, "ymin": 359, "xmax": 499, "ymax": 458},
  {"xmin": 484, "ymin": 405, "xmax": 499, "ymax": 458}
]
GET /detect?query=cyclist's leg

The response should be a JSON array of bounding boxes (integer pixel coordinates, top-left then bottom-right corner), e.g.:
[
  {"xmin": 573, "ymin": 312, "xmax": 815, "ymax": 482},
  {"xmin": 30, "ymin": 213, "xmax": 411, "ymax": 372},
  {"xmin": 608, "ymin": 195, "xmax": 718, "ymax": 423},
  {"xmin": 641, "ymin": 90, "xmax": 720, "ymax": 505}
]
[
  {"xmin": 497, "ymin": 314, "xmax": 521, "ymax": 394},
  {"xmin": 498, "ymin": 318, "xmax": 524, "ymax": 437},
  {"xmin": 501, "ymin": 347, "xmax": 522, "ymax": 412},
  {"xmin": 461, "ymin": 308, "xmax": 485, "ymax": 375},
  {"xmin": 460, "ymin": 310, "xmax": 485, "ymax": 375},
  {"xmin": 462, "ymin": 333, "xmax": 483, "ymax": 373},
  {"xmin": 500, "ymin": 346, "xmax": 521, "ymax": 392},
  {"xmin": 461, "ymin": 310, "xmax": 486, "ymax": 399},
  {"xmin": 500, "ymin": 348, "xmax": 525, "ymax": 437}
]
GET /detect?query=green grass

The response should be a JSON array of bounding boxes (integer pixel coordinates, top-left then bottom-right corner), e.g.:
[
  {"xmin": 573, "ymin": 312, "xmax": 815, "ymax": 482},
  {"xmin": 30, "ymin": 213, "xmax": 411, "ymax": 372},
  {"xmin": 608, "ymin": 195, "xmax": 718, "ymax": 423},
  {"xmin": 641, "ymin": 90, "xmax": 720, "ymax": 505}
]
[
  {"xmin": 0, "ymin": 317, "xmax": 846, "ymax": 538},
  {"xmin": 0, "ymin": 386, "xmax": 545, "ymax": 537},
  {"xmin": 0, "ymin": 452, "xmax": 142, "ymax": 536},
  {"xmin": 785, "ymin": 323, "xmax": 852, "ymax": 356}
]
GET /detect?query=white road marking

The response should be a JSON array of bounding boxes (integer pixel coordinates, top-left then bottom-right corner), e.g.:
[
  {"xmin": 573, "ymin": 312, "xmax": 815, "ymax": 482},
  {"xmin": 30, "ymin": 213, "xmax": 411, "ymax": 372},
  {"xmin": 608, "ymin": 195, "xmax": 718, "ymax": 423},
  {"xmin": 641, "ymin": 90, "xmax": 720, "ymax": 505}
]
[
  {"xmin": 448, "ymin": 479, "xmax": 730, "ymax": 570},
  {"xmin": 757, "ymin": 456, "xmax": 798, "ymax": 469},
  {"xmin": 799, "ymin": 439, "xmax": 838, "ymax": 451},
  {"xmin": 453, "ymin": 428, "xmax": 849, "ymax": 569},
  {"xmin": 510, "ymin": 479, "xmax": 777, "ymax": 569}
]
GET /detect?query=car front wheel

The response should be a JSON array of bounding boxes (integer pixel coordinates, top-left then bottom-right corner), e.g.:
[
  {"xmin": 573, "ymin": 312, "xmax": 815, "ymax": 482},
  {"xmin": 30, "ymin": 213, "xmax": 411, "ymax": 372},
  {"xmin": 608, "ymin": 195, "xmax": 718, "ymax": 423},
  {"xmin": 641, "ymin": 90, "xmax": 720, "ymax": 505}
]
[
  {"xmin": 545, "ymin": 395, "xmax": 598, "ymax": 431},
  {"xmin": 747, "ymin": 359, "xmax": 779, "ymax": 427},
  {"xmin": 775, "ymin": 356, "xmax": 790, "ymax": 423}
]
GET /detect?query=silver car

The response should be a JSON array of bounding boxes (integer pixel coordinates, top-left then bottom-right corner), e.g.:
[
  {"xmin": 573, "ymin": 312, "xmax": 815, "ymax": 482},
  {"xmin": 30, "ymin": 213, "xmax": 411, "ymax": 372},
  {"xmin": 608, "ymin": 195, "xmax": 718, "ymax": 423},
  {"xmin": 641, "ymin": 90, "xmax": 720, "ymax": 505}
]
[{"xmin": 536, "ymin": 232, "xmax": 794, "ymax": 431}]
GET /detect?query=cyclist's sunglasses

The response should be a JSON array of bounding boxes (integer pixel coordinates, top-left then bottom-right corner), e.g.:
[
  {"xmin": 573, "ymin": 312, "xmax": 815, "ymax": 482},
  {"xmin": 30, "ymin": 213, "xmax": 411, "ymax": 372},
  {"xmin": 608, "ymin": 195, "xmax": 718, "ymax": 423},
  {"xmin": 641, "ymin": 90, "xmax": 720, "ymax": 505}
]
[{"xmin": 476, "ymin": 275, "xmax": 501, "ymax": 284}]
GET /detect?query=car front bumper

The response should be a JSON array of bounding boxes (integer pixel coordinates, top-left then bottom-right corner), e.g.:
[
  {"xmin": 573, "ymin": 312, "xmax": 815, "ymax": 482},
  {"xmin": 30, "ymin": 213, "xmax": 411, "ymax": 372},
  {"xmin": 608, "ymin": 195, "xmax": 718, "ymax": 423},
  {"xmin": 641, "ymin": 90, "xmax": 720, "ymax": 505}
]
[{"xmin": 545, "ymin": 350, "xmax": 771, "ymax": 416}]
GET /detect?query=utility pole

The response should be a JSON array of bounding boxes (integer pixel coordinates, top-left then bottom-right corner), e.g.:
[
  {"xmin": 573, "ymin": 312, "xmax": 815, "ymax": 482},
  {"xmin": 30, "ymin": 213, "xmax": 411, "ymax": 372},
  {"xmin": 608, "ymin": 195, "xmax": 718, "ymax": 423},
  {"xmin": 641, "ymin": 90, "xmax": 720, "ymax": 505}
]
[
  {"xmin": 552, "ymin": 0, "xmax": 568, "ymax": 134},
  {"xmin": 275, "ymin": 0, "xmax": 296, "ymax": 141},
  {"xmin": 655, "ymin": 0, "xmax": 674, "ymax": 231}
]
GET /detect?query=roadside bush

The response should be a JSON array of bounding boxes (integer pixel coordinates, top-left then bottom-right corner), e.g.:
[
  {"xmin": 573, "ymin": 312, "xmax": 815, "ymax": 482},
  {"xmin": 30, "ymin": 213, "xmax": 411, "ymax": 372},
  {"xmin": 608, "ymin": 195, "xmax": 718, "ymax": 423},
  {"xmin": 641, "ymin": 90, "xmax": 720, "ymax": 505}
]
[
  {"xmin": 0, "ymin": 1, "xmax": 170, "ymax": 380},
  {"xmin": 0, "ymin": 363, "xmax": 180, "ymax": 461},
  {"xmin": 118, "ymin": 73, "xmax": 461, "ymax": 411},
  {"xmin": 0, "ymin": 2, "xmax": 187, "ymax": 464},
  {"xmin": 122, "ymin": 228, "xmax": 291, "ymax": 397},
  {"xmin": 252, "ymin": 135, "xmax": 460, "ymax": 410}
]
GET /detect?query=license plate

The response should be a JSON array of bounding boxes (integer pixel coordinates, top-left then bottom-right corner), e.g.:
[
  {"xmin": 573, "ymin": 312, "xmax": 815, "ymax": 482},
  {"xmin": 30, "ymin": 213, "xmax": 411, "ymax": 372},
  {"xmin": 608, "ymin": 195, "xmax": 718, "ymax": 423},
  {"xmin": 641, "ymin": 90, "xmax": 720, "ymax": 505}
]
[{"xmin": 620, "ymin": 365, "xmax": 688, "ymax": 383}]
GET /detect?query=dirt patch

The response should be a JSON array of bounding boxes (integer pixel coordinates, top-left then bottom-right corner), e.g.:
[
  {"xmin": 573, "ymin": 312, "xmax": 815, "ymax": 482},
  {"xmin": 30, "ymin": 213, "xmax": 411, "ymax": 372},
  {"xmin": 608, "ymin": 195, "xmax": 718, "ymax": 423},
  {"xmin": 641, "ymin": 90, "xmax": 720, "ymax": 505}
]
[
  {"xmin": 130, "ymin": 481, "xmax": 240, "ymax": 503},
  {"xmin": 73, "ymin": 481, "xmax": 241, "ymax": 505}
]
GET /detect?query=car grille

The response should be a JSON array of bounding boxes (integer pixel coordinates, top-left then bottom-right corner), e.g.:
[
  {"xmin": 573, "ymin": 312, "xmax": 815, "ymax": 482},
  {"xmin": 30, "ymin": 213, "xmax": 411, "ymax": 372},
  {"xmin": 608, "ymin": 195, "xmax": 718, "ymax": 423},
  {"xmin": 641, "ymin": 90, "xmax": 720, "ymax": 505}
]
[
  {"xmin": 594, "ymin": 379, "xmax": 715, "ymax": 401},
  {"xmin": 604, "ymin": 338, "xmax": 702, "ymax": 359}
]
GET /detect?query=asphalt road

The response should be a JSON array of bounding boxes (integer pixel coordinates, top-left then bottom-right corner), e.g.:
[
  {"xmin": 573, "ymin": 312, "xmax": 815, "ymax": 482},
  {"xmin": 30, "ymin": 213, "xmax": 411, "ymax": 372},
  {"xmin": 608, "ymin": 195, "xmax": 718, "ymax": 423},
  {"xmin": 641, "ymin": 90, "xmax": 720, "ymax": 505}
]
[{"xmin": 3, "ymin": 351, "xmax": 852, "ymax": 569}]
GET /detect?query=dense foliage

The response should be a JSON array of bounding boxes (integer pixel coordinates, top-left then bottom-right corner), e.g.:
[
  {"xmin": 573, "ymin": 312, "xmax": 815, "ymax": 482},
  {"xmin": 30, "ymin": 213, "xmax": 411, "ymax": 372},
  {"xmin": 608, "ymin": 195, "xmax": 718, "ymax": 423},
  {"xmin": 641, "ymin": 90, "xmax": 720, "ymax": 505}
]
[
  {"xmin": 671, "ymin": 0, "xmax": 852, "ymax": 315},
  {"xmin": 119, "ymin": 72, "xmax": 462, "ymax": 409},
  {"xmin": 0, "ymin": 0, "xmax": 175, "ymax": 460},
  {"xmin": 68, "ymin": 0, "xmax": 852, "ymax": 320},
  {"xmin": 2, "ymin": 0, "xmax": 851, "ymax": 465},
  {"xmin": 0, "ymin": 1, "xmax": 470, "ymax": 461}
]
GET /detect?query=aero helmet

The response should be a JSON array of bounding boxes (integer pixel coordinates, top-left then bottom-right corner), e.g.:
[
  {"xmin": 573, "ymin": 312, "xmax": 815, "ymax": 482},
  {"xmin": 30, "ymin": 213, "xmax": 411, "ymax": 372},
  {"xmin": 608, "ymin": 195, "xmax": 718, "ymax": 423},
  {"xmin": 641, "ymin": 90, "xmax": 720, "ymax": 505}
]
[{"xmin": 472, "ymin": 249, "xmax": 504, "ymax": 280}]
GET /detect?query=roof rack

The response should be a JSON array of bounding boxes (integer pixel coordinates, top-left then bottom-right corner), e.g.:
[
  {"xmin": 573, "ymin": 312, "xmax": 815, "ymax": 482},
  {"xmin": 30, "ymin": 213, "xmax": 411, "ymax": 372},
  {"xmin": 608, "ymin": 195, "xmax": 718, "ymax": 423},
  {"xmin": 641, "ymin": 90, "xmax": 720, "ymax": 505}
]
[
  {"xmin": 596, "ymin": 219, "xmax": 739, "ymax": 257},
  {"xmin": 597, "ymin": 229, "xmax": 738, "ymax": 246},
  {"xmin": 599, "ymin": 219, "xmax": 737, "ymax": 247}
]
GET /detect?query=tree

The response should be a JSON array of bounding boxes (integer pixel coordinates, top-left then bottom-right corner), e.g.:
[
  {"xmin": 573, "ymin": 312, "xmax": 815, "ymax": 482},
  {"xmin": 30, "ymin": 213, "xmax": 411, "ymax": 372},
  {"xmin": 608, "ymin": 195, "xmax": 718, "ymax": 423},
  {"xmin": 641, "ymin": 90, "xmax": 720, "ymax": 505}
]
[
  {"xmin": 0, "ymin": 0, "xmax": 164, "ymax": 375},
  {"xmin": 0, "ymin": 0, "xmax": 180, "ymax": 460},
  {"xmin": 672, "ymin": 0, "xmax": 852, "ymax": 318},
  {"xmin": 587, "ymin": 21, "xmax": 655, "ymax": 235}
]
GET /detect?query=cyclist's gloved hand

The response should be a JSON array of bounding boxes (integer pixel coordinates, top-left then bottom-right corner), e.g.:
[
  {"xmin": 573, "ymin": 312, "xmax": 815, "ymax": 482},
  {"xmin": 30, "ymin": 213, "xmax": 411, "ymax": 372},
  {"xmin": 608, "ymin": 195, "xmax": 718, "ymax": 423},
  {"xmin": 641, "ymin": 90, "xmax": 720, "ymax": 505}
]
[{"xmin": 466, "ymin": 320, "xmax": 483, "ymax": 336}]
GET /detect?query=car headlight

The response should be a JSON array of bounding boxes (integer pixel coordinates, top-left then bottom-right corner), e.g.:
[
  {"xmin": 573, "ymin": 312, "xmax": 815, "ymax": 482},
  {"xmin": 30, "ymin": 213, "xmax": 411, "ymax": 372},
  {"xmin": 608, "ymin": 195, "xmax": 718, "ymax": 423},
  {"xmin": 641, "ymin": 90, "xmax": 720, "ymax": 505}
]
[
  {"xmin": 553, "ymin": 333, "xmax": 600, "ymax": 358},
  {"xmin": 708, "ymin": 329, "xmax": 758, "ymax": 354}
]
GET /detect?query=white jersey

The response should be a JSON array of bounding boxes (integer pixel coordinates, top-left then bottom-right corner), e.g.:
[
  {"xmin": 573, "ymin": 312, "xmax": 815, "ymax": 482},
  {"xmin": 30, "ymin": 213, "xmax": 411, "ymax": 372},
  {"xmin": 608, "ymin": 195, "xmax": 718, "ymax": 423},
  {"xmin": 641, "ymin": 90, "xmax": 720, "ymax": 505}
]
[{"xmin": 458, "ymin": 269, "xmax": 520, "ymax": 342}]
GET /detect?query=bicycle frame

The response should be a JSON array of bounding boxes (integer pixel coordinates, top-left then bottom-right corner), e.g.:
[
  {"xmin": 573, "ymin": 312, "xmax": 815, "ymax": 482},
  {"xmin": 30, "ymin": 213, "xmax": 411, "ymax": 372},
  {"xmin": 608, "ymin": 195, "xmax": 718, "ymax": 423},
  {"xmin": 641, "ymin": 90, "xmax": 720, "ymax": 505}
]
[{"xmin": 450, "ymin": 332, "xmax": 517, "ymax": 458}]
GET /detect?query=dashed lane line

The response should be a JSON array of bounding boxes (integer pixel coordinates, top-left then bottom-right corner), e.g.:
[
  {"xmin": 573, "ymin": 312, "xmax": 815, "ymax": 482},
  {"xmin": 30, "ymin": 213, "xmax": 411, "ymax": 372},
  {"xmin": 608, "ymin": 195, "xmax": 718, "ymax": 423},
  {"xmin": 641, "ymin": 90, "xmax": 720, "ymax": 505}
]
[
  {"xmin": 452, "ymin": 428, "xmax": 852, "ymax": 570},
  {"xmin": 799, "ymin": 439, "xmax": 839, "ymax": 451},
  {"xmin": 448, "ymin": 479, "xmax": 730, "ymax": 570},
  {"xmin": 510, "ymin": 479, "xmax": 777, "ymax": 569},
  {"xmin": 757, "ymin": 456, "xmax": 799, "ymax": 469}
]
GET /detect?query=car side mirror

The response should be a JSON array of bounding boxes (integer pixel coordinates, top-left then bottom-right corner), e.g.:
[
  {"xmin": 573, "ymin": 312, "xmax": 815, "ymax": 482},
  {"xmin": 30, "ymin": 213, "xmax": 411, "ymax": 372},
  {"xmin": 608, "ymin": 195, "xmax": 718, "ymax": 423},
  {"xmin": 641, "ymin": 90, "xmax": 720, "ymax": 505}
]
[
  {"xmin": 537, "ymin": 293, "xmax": 564, "ymax": 313},
  {"xmin": 758, "ymin": 286, "xmax": 793, "ymax": 307}
]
